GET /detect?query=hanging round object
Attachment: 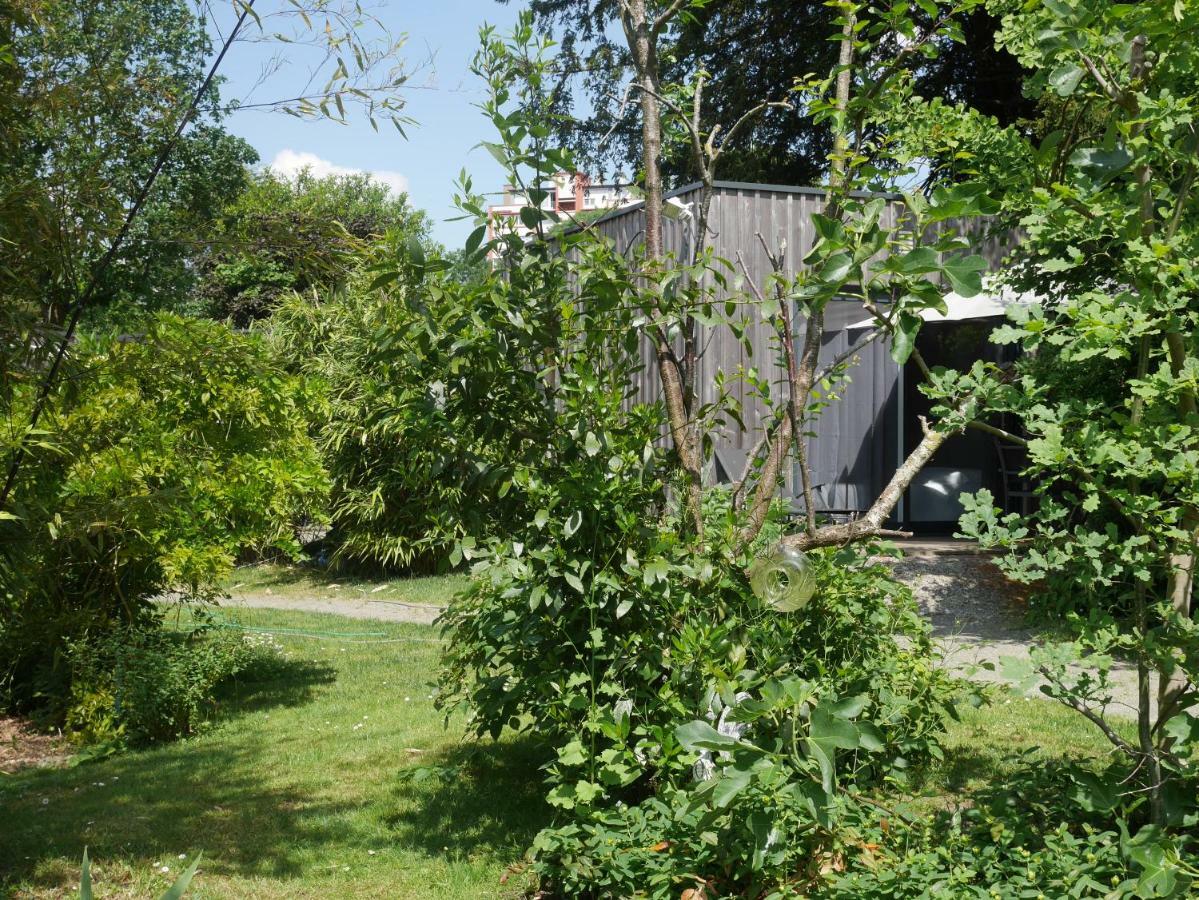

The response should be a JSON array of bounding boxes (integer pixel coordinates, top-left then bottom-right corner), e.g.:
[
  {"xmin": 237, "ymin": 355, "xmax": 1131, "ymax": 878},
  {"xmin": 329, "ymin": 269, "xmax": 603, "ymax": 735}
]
[{"xmin": 748, "ymin": 544, "xmax": 816, "ymax": 612}]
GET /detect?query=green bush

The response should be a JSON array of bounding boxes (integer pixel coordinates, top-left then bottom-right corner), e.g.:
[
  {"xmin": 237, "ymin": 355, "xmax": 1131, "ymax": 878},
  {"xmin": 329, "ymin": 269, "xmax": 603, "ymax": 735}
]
[
  {"xmin": 65, "ymin": 624, "xmax": 283, "ymax": 746},
  {"xmin": 439, "ymin": 461, "xmax": 959, "ymax": 895},
  {"xmin": 265, "ymin": 233, "xmax": 602, "ymax": 573},
  {"xmin": 0, "ymin": 313, "xmax": 326, "ymax": 720},
  {"xmin": 820, "ymin": 760, "xmax": 1196, "ymax": 899}
]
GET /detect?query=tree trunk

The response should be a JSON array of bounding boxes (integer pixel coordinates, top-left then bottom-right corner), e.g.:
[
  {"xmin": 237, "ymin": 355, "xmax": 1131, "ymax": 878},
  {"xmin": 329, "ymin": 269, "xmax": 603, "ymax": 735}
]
[{"xmin": 622, "ymin": 0, "xmax": 704, "ymax": 537}]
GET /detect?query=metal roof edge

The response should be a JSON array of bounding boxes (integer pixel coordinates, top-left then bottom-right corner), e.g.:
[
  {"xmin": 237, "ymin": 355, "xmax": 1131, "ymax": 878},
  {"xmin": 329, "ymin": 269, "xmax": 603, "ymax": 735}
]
[{"xmin": 554, "ymin": 180, "xmax": 905, "ymax": 237}]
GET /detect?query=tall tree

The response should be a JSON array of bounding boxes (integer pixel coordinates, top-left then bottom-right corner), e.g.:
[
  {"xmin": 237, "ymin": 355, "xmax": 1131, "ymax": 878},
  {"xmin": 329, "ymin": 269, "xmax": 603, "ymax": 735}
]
[
  {"xmin": 501, "ymin": 0, "xmax": 1037, "ymax": 185},
  {"xmin": 1, "ymin": 0, "xmax": 258, "ymax": 323},
  {"xmin": 194, "ymin": 168, "xmax": 431, "ymax": 326}
]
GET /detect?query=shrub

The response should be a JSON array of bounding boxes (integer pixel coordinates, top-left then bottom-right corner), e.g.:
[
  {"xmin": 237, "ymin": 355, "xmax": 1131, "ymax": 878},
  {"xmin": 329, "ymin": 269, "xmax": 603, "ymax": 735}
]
[
  {"xmin": 821, "ymin": 760, "xmax": 1196, "ymax": 899},
  {"xmin": 439, "ymin": 466, "xmax": 959, "ymax": 895},
  {"xmin": 265, "ymin": 227, "xmax": 624, "ymax": 573},
  {"xmin": 65, "ymin": 623, "xmax": 284, "ymax": 746},
  {"xmin": 0, "ymin": 313, "xmax": 326, "ymax": 720}
]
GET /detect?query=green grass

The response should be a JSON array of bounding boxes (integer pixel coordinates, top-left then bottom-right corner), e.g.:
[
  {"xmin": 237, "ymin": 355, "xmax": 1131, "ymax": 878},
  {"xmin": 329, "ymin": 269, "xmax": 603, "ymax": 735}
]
[
  {"xmin": 905, "ymin": 689, "xmax": 1134, "ymax": 818},
  {"xmin": 0, "ymin": 606, "xmax": 547, "ymax": 899},
  {"xmin": 220, "ymin": 562, "xmax": 471, "ymax": 607},
  {"xmin": 1, "ymin": 597, "xmax": 1136, "ymax": 899}
]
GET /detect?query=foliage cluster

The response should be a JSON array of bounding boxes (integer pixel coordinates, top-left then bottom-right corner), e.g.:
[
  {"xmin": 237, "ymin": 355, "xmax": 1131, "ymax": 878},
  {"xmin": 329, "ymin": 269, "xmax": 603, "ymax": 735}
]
[
  {"xmin": 0, "ymin": 314, "xmax": 325, "ymax": 721},
  {"xmin": 440, "ymin": 445, "xmax": 960, "ymax": 895},
  {"xmin": 507, "ymin": 0, "xmax": 1036, "ymax": 186},
  {"xmin": 196, "ymin": 169, "xmax": 431, "ymax": 327},
  {"xmin": 432, "ymin": 19, "xmax": 962, "ymax": 896},
  {"xmin": 949, "ymin": 0, "xmax": 1199, "ymax": 838},
  {"xmin": 265, "ymin": 219, "xmax": 578, "ymax": 571},
  {"xmin": 65, "ymin": 624, "xmax": 286, "ymax": 747}
]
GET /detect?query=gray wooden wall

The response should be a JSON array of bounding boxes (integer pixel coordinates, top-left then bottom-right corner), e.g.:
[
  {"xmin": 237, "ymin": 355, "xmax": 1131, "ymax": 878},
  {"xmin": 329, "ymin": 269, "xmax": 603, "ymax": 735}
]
[{"xmin": 573, "ymin": 181, "xmax": 1014, "ymax": 511}]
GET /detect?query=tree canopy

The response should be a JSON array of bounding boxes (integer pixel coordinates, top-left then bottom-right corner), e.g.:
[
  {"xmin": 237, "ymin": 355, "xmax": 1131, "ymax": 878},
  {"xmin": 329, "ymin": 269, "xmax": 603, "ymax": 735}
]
[
  {"xmin": 1, "ymin": 0, "xmax": 257, "ymax": 323},
  {"xmin": 194, "ymin": 168, "xmax": 431, "ymax": 326},
  {"xmin": 502, "ymin": 0, "xmax": 1038, "ymax": 185}
]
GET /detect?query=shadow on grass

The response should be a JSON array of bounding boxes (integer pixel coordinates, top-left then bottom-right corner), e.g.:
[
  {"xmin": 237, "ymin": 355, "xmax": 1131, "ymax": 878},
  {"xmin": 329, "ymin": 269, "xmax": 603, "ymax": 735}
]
[
  {"xmin": 211, "ymin": 656, "xmax": 338, "ymax": 719},
  {"xmin": 384, "ymin": 735, "xmax": 553, "ymax": 859},
  {"xmin": 1, "ymin": 679, "xmax": 550, "ymax": 893},
  {"xmin": 0, "ymin": 657, "xmax": 348, "ymax": 891},
  {"xmin": 0, "ymin": 734, "xmax": 360, "ymax": 888}
]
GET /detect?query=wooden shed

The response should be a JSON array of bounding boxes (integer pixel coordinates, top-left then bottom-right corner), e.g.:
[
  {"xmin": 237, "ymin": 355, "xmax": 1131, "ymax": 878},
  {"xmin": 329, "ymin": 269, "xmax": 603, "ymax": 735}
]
[{"xmin": 573, "ymin": 180, "xmax": 1020, "ymax": 531}]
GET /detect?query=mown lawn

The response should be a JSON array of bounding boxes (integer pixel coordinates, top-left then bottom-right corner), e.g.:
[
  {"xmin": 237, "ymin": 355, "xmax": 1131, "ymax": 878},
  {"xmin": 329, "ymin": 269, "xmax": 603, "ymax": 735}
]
[
  {"xmin": 1, "ymin": 589, "xmax": 1131, "ymax": 899},
  {"xmin": 0, "ymin": 605, "xmax": 547, "ymax": 899}
]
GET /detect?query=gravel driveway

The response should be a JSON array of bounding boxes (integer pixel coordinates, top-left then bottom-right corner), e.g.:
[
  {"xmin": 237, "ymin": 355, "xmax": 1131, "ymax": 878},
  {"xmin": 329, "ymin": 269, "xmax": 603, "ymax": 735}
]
[{"xmin": 891, "ymin": 554, "xmax": 1146, "ymax": 718}]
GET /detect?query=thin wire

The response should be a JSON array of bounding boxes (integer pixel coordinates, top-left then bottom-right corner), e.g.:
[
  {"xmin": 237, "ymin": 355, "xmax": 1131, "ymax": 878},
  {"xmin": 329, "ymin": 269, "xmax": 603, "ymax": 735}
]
[
  {"xmin": 211, "ymin": 622, "xmax": 387, "ymax": 638},
  {"xmin": 0, "ymin": 0, "xmax": 258, "ymax": 512},
  {"xmin": 167, "ymin": 619, "xmax": 446, "ymax": 644}
]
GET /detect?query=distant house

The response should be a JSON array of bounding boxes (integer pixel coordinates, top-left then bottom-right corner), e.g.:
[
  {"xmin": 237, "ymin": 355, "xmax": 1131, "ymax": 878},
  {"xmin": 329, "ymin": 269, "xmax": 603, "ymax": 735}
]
[
  {"xmin": 486, "ymin": 172, "xmax": 637, "ymax": 249},
  {"xmin": 567, "ymin": 180, "xmax": 1025, "ymax": 533}
]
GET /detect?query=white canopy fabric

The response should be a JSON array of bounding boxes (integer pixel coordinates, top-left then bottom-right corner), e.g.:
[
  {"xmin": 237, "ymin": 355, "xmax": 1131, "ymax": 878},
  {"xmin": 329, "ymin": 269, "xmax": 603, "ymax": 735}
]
[{"xmin": 845, "ymin": 278, "xmax": 1038, "ymax": 329}]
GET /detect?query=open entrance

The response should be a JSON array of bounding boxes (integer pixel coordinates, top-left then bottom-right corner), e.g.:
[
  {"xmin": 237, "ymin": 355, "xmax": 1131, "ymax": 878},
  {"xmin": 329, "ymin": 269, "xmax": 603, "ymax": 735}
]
[{"xmin": 897, "ymin": 319, "xmax": 1022, "ymax": 534}]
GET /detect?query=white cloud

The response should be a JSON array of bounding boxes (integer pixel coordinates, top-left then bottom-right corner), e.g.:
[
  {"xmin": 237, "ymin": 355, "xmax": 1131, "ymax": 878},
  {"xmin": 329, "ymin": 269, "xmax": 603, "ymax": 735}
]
[{"xmin": 268, "ymin": 149, "xmax": 409, "ymax": 195}]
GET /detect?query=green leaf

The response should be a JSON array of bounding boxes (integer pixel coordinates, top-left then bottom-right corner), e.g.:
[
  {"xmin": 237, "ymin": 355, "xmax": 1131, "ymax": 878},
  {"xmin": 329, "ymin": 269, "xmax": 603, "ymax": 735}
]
[
  {"xmin": 1122, "ymin": 825, "xmax": 1179, "ymax": 898},
  {"xmin": 575, "ymin": 781, "xmax": 603, "ymax": 804},
  {"xmin": 80, "ymin": 849, "xmax": 92, "ymax": 900},
  {"xmin": 890, "ymin": 311, "xmax": 921, "ymax": 365},
  {"xmin": 1162, "ymin": 713, "xmax": 1199, "ymax": 747},
  {"xmin": 519, "ymin": 205, "xmax": 542, "ymax": 230},
  {"xmin": 464, "ymin": 225, "xmax": 486, "ymax": 256},
  {"xmin": 891, "ymin": 247, "xmax": 939, "ymax": 275},
  {"xmin": 479, "ymin": 141, "xmax": 509, "ymax": 168},
  {"xmin": 563, "ymin": 510, "xmax": 582, "ymax": 538},
  {"xmin": 818, "ymin": 251, "xmax": 853, "ymax": 285},
  {"xmin": 809, "ymin": 704, "xmax": 862, "ymax": 751},
  {"xmin": 675, "ymin": 720, "xmax": 739, "ymax": 752},
  {"xmin": 160, "ymin": 853, "xmax": 202, "ymax": 900},
  {"xmin": 558, "ymin": 740, "xmax": 587, "ymax": 766},
  {"xmin": 615, "ymin": 599, "xmax": 633, "ymax": 619},
  {"xmin": 642, "ymin": 557, "xmax": 671, "ymax": 586},
  {"xmin": 407, "ymin": 236, "xmax": 426, "ymax": 268},
  {"xmin": 533, "ymin": 508, "xmax": 550, "ymax": 529},
  {"xmin": 368, "ymin": 269, "xmax": 400, "ymax": 291},
  {"xmin": 1048, "ymin": 63, "xmax": 1084, "ymax": 97},
  {"xmin": 811, "ymin": 213, "xmax": 846, "ymax": 244},
  {"xmin": 748, "ymin": 809, "xmax": 773, "ymax": 870},
  {"xmin": 856, "ymin": 721, "xmax": 885, "ymax": 752},
  {"xmin": 584, "ymin": 431, "xmax": 601, "ymax": 457},
  {"xmin": 711, "ymin": 765, "xmax": 752, "ymax": 809},
  {"xmin": 829, "ymin": 695, "xmax": 868, "ymax": 718},
  {"xmin": 941, "ymin": 254, "xmax": 986, "ymax": 297},
  {"xmin": 1069, "ymin": 146, "xmax": 1133, "ymax": 180}
]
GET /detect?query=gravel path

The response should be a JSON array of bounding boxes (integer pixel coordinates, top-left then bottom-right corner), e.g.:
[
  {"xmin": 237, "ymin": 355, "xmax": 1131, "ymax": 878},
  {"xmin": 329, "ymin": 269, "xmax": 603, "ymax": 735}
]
[
  {"xmin": 219, "ymin": 592, "xmax": 444, "ymax": 625},
  {"xmin": 891, "ymin": 554, "xmax": 1145, "ymax": 718}
]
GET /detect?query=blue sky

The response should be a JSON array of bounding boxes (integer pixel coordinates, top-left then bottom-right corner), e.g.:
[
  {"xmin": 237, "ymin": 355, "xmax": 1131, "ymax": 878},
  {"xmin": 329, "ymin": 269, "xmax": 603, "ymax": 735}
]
[{"xmin": 212, "ymin": 1, "xmax": 523, "ymax": 247}]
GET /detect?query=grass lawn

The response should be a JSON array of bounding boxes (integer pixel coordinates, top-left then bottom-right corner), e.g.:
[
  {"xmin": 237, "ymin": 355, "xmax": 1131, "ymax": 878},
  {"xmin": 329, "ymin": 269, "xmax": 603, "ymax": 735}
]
[
  {"xmin": 1, "ymin": 584, "xmax": 1133, "ymax": 899},
  {"xmin": 0, "ymin": 604, "xmax": 547, "ymax": 899}
]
